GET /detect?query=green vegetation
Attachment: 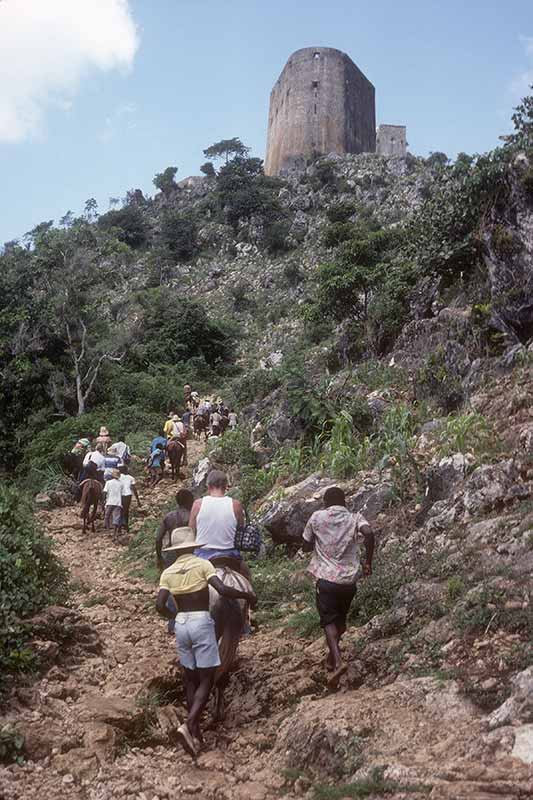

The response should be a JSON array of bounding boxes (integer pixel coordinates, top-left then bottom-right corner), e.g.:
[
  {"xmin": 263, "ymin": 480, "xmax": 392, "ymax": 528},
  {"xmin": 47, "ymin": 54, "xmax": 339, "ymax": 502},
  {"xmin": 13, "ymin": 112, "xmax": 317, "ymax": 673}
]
[
  {"xmin": 0, "ymin": 483, "xmax": 68, "ymax": 691},
  {"xmin": 0, "ymin": 725, "xmax": 25, "ymax": 766},
  {"xmin": 313, "ymin": 767, "xmax": 430, "ymax": 798}
]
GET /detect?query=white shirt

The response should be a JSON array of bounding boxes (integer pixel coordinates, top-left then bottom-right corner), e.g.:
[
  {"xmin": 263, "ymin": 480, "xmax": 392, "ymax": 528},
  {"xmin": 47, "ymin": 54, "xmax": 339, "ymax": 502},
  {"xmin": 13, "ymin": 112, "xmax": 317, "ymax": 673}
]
[
  {"xmin": 89, "ymin": 451, "xmax": 106, "ymax": 470},
  {"xmin": 172, "ymin": 420, "xmax": 185, "ymax": 437},
  {"xmin": 196, "ymin": 496, "xmax": 237, "ymax": 550},
  {"xmin": 119, "ymin": 474, "xmax": 136, "ymax": 497},
  {"xmin": 104, "ymin": 478, "xmax": 125, "ymax": 507},
  {"xmin": 108, "ymin": 441, "xmax": 130, "ymax": 462},
  {"xmin": 229, "ymin": 413, "xmax": 237, "ymax": 426}
]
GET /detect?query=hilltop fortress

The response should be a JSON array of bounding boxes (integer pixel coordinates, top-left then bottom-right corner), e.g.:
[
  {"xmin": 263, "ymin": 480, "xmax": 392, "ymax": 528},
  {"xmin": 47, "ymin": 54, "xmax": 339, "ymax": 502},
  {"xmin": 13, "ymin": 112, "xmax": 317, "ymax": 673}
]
[{"xmin": 265, "ymin": 47, "xmax": 406, "ymax": 175}]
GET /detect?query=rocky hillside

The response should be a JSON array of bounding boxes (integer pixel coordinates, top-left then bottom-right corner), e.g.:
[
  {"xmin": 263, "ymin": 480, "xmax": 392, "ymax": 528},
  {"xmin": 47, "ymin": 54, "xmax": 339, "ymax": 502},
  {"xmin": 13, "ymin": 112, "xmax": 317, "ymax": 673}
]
[{"xmin": 2, "ymin": 98, "xmax": 533, "ymax": 798}]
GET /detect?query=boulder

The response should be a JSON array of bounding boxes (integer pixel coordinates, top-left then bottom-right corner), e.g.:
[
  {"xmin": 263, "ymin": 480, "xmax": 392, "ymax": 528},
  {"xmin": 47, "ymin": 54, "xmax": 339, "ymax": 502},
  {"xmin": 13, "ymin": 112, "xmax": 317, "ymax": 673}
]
[
  {"xmin": 512, "ymin": 725, "xmax": 533, "ymax": 765},
  {"xmin": 257, "ymin": 474, "xmax": 393, "ymax": 545},
  {"xmin": 426, "ymin": 453, "xmax": 471, "ymax": 503},
  {"xmin": 192, "ymin": 457, "xmax": 212, "ymax": 493},
  {"xmin": 463, "ymin": 459, "xmax": 522, "ymax": 517},
  {"xmin": 488, "ymin": 667, "xmax": 533, "ymax": 729}
]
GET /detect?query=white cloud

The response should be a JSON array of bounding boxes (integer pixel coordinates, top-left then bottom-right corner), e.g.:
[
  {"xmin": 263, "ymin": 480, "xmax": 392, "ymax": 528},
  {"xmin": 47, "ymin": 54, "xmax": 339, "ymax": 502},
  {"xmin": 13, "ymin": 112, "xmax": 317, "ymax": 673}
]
[
  {"xmin": 98, "ymin": 101, "xmax": 137, "ymax": 142},
  {"xmin": 510, "ymin": 37, "xmax": 533, "ymax": 100},
  {"xmin": 0, "ymin": 0, "xmax": 139, "ymax": 143}
]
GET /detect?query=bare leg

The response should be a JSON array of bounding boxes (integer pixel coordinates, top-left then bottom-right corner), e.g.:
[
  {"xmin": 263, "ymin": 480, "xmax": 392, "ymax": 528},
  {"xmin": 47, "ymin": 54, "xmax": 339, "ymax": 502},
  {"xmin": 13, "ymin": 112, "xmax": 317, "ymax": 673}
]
[
  {"xmin": 187, "ymin": 667, "xmax": 216, "ymax": 741},
  {"xmin": 324, "ymin": 623, "xmax": 342, "ymax": 672},
  {"xmin": 183, "ymin": 668, "xmax": 199, "ymax": 712}
]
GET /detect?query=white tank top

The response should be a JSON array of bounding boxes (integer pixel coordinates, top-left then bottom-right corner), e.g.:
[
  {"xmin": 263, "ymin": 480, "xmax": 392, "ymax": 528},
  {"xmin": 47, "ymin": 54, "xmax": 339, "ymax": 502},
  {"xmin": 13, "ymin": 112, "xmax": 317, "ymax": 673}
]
[{"xmin": 196, "ymin": 496, "xmax": 237, "ymax": 550}]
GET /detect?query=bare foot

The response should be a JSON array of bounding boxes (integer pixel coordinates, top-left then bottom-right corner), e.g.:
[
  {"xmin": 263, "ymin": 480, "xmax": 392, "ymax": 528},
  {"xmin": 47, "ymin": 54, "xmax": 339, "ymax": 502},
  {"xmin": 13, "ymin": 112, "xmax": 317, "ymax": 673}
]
[
  {"xmin": 328, "ymin": 663, "xmax": 347, "ymax": 690},
  {"xmin": 325, "ymin": 654, "xmax": 335, "ymax": 672}
]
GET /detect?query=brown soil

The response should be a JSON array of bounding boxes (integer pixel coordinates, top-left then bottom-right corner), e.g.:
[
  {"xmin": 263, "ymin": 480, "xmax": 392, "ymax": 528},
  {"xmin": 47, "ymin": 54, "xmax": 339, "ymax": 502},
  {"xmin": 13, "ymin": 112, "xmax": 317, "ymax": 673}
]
[{"xmin": 1, "ymin": 440, "xmax": 533, "ymax": 799}]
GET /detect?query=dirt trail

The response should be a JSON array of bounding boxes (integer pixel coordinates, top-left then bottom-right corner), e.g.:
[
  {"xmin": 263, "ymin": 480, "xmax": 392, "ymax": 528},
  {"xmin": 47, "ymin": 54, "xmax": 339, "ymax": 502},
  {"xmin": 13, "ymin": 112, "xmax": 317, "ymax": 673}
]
[{"xmin": 1, "ymin": 440, "xmax": 533, "ymax": 799}]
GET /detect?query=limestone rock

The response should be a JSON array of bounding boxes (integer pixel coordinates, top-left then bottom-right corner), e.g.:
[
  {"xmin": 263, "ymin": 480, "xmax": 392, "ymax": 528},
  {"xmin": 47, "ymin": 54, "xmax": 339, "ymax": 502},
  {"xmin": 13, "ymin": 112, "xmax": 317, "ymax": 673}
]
[{"xmin": 512, "ymin": 725, "xmax": 533, "ymax": 765}]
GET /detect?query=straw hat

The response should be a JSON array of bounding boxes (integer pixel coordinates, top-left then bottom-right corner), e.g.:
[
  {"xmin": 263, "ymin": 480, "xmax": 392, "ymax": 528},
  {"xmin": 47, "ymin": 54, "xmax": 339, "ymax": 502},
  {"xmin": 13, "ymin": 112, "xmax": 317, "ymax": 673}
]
[
  {"xmin": 172, "ymin": 414, "xmax": 180, "ymax": 422},
  {"xmin": 162, "ymin": 526, "xmax": 196, "ymax": 553},
  {"xmin": 99, "ymin": 426, "xmax": 110, "ymax": 437}
]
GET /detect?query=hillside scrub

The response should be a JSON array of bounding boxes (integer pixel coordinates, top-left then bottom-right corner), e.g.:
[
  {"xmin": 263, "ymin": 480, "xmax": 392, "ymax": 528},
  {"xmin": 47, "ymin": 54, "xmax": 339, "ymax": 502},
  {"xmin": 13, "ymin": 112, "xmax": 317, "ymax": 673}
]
[{"xmin": 0, "ymin": 483, "xmax": 68, "ymax": 691}]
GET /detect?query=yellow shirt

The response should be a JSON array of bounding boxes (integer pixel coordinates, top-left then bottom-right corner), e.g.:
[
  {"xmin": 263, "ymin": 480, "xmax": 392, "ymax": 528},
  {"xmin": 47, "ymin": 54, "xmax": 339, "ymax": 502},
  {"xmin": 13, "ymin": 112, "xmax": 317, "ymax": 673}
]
[
  {"xmin": 163, "ymin": 419, "xmax": 174, "ymax": 439},
  {"xmin": 160, "ymin": 554, "xmax": 216, "ymax": 595}
]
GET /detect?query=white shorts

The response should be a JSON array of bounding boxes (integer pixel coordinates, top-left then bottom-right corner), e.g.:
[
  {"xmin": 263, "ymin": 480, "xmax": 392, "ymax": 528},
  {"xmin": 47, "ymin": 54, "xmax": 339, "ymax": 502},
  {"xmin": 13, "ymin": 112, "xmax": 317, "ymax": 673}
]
[{"xmin": 174, "ymin": 611, "xmax": 221, "ymax": 670}]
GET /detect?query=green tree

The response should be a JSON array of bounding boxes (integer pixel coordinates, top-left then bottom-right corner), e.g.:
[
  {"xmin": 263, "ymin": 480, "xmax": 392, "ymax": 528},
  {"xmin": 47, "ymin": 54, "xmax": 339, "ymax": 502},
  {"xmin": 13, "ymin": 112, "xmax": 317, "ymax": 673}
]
[
  {"xmin": 131, "ymin": 290, "xmax": 234, "ymax": 368},
  {"xmin": 507, "ymin": 85, "xmax": 533, "ymax": 150},
  {"xmin": 153, "ymin": 166, "xmax": 178, "ymax": 196},
  {"xmin": 203, "ymin": 137, "xmax": 250, "ymax": 165},
  {"xmin": 200, "ymin": 161, "xmax": 216, "ymax": 177},
  {"xmin": 84, "ymin": 197, "xmax": 98, "ymax": 221},
  {"xmin": 160, "ymin": 212, "xmax": 198, "ymax": 260}
]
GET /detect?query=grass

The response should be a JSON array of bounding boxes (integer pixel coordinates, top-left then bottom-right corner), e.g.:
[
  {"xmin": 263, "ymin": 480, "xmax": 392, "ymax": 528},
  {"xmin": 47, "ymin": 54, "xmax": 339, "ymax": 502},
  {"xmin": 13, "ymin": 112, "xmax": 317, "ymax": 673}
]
[
  {"xmin": 251, "ymin": 549, "xmax": 315, "ymax": 627},
  {"xmin": 313, "ymin": 767, "xmax": 430, "ymax": 799}
]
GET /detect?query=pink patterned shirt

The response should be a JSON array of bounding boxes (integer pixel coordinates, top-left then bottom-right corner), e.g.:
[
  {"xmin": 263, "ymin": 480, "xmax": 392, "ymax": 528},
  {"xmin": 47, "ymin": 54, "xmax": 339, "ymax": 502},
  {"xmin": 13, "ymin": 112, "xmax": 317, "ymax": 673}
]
[{"xmin": 303, "ymin": 505, "xmax": 369, "ymax": 584}]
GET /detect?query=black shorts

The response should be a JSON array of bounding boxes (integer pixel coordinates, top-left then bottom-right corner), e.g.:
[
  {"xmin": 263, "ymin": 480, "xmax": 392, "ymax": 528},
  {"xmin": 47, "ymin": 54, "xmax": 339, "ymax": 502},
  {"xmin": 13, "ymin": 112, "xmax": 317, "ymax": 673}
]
[{"xmin": 316, "ymin": 579, "xmax": 357, "ymax": 628}]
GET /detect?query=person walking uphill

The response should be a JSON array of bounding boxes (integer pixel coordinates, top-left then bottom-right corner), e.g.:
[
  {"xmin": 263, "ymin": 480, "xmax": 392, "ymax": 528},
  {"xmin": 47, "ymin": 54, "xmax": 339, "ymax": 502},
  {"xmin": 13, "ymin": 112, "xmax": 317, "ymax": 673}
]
[
  {"xmin": 302, "ymin": 487, "xmax": 374, "ymax": 689},
  {"xmin": 156, "ymin": 528, "xmax": 256, "ymax": 757},
  {"xmin": 189, "ymin": 470, "xmax": 250, "ymax": 579}
]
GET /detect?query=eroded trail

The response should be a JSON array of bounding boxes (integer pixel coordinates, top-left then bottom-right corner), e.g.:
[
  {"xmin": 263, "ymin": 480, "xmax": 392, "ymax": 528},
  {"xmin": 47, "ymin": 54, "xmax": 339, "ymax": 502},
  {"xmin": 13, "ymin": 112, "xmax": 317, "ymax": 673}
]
[{"xmin": 2, "ymin": 440, "xmax": 533, "ymax": 799}]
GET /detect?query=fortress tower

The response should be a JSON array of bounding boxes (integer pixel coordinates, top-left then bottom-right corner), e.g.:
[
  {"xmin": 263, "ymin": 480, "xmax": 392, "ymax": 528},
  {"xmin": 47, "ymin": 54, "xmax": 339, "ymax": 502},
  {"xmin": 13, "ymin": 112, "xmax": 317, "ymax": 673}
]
[{"xmin": 264, "ymin": 47, "xmax": 376, "ymax": 176}]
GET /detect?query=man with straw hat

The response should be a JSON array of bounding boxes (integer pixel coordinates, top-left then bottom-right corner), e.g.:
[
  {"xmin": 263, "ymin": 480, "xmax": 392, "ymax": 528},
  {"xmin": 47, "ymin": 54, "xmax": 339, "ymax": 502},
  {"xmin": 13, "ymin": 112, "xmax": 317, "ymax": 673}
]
[{"xmin": 156, "ymin": 527, "xmax": 256, "ymax": 757}]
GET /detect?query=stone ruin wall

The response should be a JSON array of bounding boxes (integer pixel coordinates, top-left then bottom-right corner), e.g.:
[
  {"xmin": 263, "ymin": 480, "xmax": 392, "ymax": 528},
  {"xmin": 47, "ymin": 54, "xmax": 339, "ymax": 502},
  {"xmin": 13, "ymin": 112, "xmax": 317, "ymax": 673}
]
[
  {"xmin": 264, "ymin": 47, "xmax": 376, "ymax": 176},
  {"xmin": 376, "ymin": 124, "xmax": 407, "ymax": 157}
]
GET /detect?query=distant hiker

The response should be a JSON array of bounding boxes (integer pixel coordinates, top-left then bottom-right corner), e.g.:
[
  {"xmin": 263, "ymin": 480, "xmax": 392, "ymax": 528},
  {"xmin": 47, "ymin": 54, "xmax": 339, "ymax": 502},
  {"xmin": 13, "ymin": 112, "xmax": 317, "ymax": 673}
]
[
  {"xmin": 108, "ymin": 436, "xmax": 131, "ymax": 466},
  {"xmin": 156, "ymin": 527, "xmax": 256, "ymax": 757},
  {"xmin": 210, "ymin": 409, "xmax": 221, "ymax": 436},
  {"xmin": 163, "ymin": 413, "xmax": 175, "ymax": 440},
  {"xmin": 182, "ymin": 408, "xmax": 193, "ymax": 432},
  {"xmin": 190, "ymin": 390, "xmax": 200, "ymax": 409},
  {"xmin": 228, "ymin": 410, "xmax": 238, "ymax": 431},
  {"xmin": 148, "ymin": 445, "xmax": 164, "ymax": 487},
  {"xmin": 119, "ymin": 464, "xmax": 141, "ymax": 532},
  {"xmin": 151, "ymin": 431, "xmax": 168, "ymax": 475},
  {"xmin": 169, "ymin": 414, "xmax": 187, "ymax": 467},
  {"xmin": 103, "ymin": 468, "xmax": 125, "ymax": 535},
  {"xmin": 219, "ymin": 412, "xmax": 229, "ymax": 436},
  {"xmin": 83, "ymin": 443, "xmax": 106, "ymax": 484},
  {"xmin": 95, "ymin": 426, "xmax": 112, "ymax": 454},
  {"xmin": 189, "ymin": 470, "xmax": 250, "ymax": 580},
  {"xmin": 170, "ymin": 414, "xmax": 186, "ymax": 440},
  {"xmin": 103, "ymin": 455, "xmax": 121, "ymax": 482},
  {"xmin": 302, "ymin": 487, "xmax": 374, "ymax": 689}
]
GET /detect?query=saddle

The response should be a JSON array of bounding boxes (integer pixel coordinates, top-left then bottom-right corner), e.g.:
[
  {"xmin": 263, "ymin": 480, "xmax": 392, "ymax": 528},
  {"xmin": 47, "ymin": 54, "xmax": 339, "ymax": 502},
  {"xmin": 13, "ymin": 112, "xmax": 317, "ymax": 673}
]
[{"xmin": 209, "ymin": 556, "xmax": 243, "ymax": 573}]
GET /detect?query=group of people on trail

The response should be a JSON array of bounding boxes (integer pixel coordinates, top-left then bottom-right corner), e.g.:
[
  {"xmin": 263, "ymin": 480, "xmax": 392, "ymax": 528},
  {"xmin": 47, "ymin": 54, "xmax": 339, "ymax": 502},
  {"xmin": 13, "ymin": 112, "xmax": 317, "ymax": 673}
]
[
  {"xmin": 155, "ymin": 469, "xmax": 374, "ymax": 757},
  {"xmin": 74, "ymin": 428, "xmax": 141, "ymax": 535}
]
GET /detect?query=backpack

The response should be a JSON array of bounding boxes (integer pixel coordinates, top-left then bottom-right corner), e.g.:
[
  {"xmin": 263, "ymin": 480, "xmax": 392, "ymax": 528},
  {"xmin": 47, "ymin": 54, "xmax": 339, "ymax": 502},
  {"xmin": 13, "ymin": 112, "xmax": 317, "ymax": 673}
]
[{"xmin": 234, "ymin": 522, "xmax": 263, "ymax": 556}]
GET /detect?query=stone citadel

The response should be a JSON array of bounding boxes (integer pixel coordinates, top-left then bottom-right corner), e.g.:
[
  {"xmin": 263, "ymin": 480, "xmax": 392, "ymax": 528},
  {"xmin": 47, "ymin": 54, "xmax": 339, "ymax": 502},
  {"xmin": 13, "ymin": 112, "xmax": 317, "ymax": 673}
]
[{"xmin": 264, "ymin": 47, "xmax": 406, "ymax": 175}]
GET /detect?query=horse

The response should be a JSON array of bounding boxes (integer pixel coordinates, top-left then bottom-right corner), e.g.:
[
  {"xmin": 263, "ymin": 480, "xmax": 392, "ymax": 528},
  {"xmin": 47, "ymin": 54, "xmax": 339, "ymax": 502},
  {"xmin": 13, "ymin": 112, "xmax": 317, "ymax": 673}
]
[
  {"xmin": 208, "ymin": 565, "xmax": 252, "ymax": 721},
  {"xmin": 61, "ymin": 452, "xmax": 84, "ymax": 481},
  {"xmin": 79, "ymin": 479, "xmax": 103, "ymax": 534},
  {"xmin": 166, "ymin": 438, "xmax": 185, "ymax": 481},
  {"xmin": 193, "ymin": 414, "xmax": 209, "ymax": 442}
]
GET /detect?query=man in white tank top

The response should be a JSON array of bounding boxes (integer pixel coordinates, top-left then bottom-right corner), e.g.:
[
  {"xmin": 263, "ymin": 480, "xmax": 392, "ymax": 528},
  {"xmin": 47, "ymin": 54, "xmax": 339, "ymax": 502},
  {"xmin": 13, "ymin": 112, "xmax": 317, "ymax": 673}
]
[{"xmin": 190, "ymin": 470, "xmax": 245, "ymax": 556}]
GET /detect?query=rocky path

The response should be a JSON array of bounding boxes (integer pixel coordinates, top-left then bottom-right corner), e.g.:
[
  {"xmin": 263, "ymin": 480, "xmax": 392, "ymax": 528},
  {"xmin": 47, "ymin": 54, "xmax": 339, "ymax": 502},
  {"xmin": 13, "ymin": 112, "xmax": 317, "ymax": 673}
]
[{"xmin": 1, "ymin": 441, "xmax": 533, "ymax": 799}]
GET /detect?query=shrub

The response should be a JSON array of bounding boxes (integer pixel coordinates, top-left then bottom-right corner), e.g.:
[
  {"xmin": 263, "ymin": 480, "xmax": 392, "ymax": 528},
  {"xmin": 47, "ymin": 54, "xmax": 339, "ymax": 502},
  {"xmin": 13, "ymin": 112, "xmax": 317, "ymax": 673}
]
[
  {"xmin": 209, "ymin": 430, "xmax": 258, "ymax": 467},
  {"xmin": 97, "ymin": 205, "xmax": 148, "ymax": 249},
  {"xmin": 437, "ymin": 412, "xmax": 493, "ymax": 459},
  {"xmin": 326, "ymin": 201, "xmax": 357, "ymax": 224},
  {"xmin": 160, "ymin": 212, "xmax": 198, "ymax": 260},
  {"xmin": 311, "ymin": 160, "xmax": 337, "ymax": 190},
  {"xmin": 323, "ymin": 222, "xmax": 355, "ymax": 248},
  {"xmin": 522, "ymin": 166, "xmax": 533, "ymax": 196},
  {"xmin": 491, "ymin": 224, "xmax": 523, "ymax": 260},
  {"xmin": 0, "ymin": 483, "xmax": 68, "ymax": 690},
  {"xmin": 264, "ymin": 220, "xmax": 293, "ymax": 254},
  {"xmin": 283, "ymin": 259, "xmax": 303, "ymax": 286}
]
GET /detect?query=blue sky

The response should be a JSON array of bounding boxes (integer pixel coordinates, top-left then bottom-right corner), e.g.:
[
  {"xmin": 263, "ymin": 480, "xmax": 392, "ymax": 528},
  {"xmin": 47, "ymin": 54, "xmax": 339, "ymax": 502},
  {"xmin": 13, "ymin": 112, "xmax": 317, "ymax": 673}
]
[{"xmin": 1, "ymin": 0, "xmax": 532, "ymax": 244}]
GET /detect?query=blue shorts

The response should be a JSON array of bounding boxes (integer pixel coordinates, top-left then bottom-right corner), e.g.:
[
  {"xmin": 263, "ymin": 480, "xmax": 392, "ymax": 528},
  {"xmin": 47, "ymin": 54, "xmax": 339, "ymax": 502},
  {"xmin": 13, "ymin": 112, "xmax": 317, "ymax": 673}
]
[
  {"xmin": 194, "ymin": 547, "xmax": 241, "ymax": 561},
  {"xmin": 174, "ymin": 611, "xmax": 221, "ymax": 670}
]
